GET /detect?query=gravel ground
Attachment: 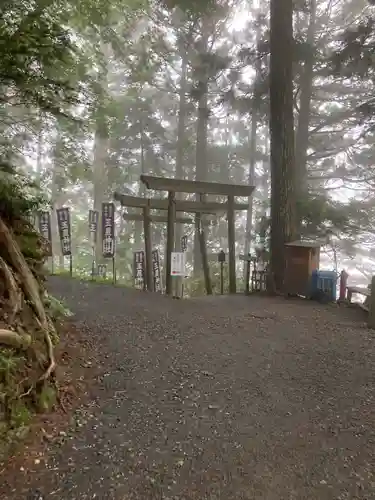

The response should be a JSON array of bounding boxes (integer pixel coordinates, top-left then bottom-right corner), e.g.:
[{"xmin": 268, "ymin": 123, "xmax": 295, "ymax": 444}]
[{"xmin": 2, "ymin": 276, "xmax": 375, "ymax": 500}]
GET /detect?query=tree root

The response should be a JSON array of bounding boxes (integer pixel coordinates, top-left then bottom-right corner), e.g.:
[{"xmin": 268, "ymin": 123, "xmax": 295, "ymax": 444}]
[
  {"xmin": 0, "ymin": 255, "xmax": 21, "ymax": 323},
  {"xmin": 0, "ymin": 216, "xmax": 56, "ymax": 380},
  {"xmin": 0, "ymin": 329, "xmax": 31, "ymax": 349},
  {"xmin": 36, "ymin": 317, "xmax": 56, "ymax": 381}
]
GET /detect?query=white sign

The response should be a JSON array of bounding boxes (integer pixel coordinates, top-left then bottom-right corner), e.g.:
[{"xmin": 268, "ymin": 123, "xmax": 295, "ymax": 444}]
[{"xmin": 171, "ymin": 252, "xmax": 186, "ymax": 276}]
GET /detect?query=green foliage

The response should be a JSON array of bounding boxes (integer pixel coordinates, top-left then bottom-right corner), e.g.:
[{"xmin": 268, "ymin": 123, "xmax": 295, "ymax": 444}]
[
  {"xmin": 9, "ymin": 401, "xmax": 32, "ymax": 428},
  {"xmin": 37, "ymin": 385, "xmax": 57, "ymax": 412},
  {"xmin": 0, "ymin": 160, "xmax": 45, "ymax": 224},
  {"xmin": 0, "ymin": 350, "xmax": 22, "ymax": 386},
  {"xmin": 0, "ymin": 0, "xmax": 84, "ymax": 117},
  {"xmin": 159, "ymin": 0, "xmax": 219, "ymax": 17},
  {"xmin": 298, "ymin": 195, "xmax": 352, "ymax": 237},
  {"xmin": 44, "ymin": 293, "xmax": 74, "ymax": 322},
  {"xmin": 330, "ymin": 18, "xmax": 375, "ymax": 80}
]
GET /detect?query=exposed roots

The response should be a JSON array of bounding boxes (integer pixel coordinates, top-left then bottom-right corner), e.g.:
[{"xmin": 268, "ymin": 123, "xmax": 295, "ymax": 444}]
[
  {"xmin": 0, "ymin": 216, "xmax": 56, "ymax": 381},
  {"xmin": 0, "ymin": 255, "xmax": 21, "ymax": 323},
  {"xmin": 0, "ymin": 329, "xmax": 31, "ymax": 349}
]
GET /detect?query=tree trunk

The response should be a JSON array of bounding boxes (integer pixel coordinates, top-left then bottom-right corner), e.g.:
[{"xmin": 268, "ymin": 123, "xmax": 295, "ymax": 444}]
[
  {"xmin": 174, "ymin": 48, "xmax": 188, "ymax": 252},
  {"xmin": 244, "ymin": 27, "xmax": 262, "ymax": 275},
  {"xmin": 261, "ymin": 129, "xmax": 270, "ymax": 216},
  {"xmin": 93, "ymin": 40, "xmax": 109, "ymax": 267},
  {"xmin": 193, "ymin": 24, "xmax": 209, "ymax": 276},
  {"xmin": 269, "ymin": 0, "xmax": 297, "ymax": 292},
  {"xmin": 295, "ymin": 0, "xmax": 317, "ymax": 228},
  {"xmin": 243, "ymin": 113, "xmax": 257, "ymax": 276},
  {"xmin": 134, "ymin": 112, "xmax": 145, "ymax": 250},
  {"xmin": 51, "ymin": 154, "xmax": 65, "ymax": 271},
  {"xmin": 93, "ymin": 113, "xmax": 108, "ymax": 266},
  {"xmin": 193, "ymin": 87, "xmax": 209, "ymax": 275}
]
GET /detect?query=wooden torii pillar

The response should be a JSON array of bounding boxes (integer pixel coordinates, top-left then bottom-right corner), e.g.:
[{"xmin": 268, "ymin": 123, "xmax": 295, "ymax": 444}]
[{"xmin": 139, "ymin": 175, "xmax": 255, "ymax": 295}]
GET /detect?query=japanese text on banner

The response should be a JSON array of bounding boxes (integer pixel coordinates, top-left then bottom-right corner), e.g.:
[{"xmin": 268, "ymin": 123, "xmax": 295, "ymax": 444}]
[
  {"xmin": 102, "ymin": 203, "xmax": 115, "ymax": 258},
  {"xmin": 133, "ymin": 251, "xmax": 145, "ymax": 288},
  {"xmin": 38, "ymin": 212, "xmax": 52, "ymax": 256},
  {"xmin": 152, "ymin": 249, "xmax": 162, "ymax": 292},
  {"xmin": 56, "ymin": 207, "xmax": 71, "ymax": 256},
  {"xmin": 89, "ymin": 209, "xmax": 98, "ymax": 244}
]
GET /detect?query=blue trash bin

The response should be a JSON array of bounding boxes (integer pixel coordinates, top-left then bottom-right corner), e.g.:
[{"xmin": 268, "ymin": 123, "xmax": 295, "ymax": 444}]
[{"xmin": 311, "ymin": 270, "xmax": 337, "ymax": 301}]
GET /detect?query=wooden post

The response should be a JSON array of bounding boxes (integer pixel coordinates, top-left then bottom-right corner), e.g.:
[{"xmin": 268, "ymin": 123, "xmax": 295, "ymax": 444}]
[
  {"xmin": 245, "ymin": 254, "xmax": 251, "ymax": 295},
  {"xmin": 166, "ymin": 191, "xmax": 175, "ymax": 296},
  {"xmin": 367, "ymin": 276, "xmax": 375, "ymax": 329},
  {"xmin": 339, "ymin": 270, "xmax": 348, "ymax": 301},
  {"xmin": 174, "ymin": 225, "xmax": 183, "ymax": 299},
  {"xmin": 227, "ymin": 194, "xmax": 236, "ymax": 294},
  {"xmin": 220, "ymin": 261, "xmax": 224, "ymax": 295},
  {"xmin": 199, "ymin": 195, "xmax": 212, "ymax": 295},
  {"xmin": 143, "ymin": 203, "xmax": 153, "ymax": 292},
  {"xmin": 199, "ymin": 225, "xmax": 212, "ymax": 295}
]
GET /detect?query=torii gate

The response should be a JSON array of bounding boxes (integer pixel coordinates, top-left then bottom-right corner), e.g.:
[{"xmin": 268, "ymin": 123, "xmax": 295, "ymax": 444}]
[
  {"xmin": 113, "ymin": 192, "xmax": 223, "ymax": 292},
  {"xmin": 139, "ymin": 175, "xmax": 255, "ymax": 295}
]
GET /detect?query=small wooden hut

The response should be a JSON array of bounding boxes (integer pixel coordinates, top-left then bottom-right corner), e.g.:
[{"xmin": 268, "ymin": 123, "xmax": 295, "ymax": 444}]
[{"xmin": 284, "ymin": 240, "xmax": 322, "ymax": 296}]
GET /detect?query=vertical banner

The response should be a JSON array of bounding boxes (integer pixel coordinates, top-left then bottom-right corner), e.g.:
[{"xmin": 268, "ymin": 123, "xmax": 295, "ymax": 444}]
[
  {"xmin": 38, "ymin": 211, "xmax": 52, "ymax": 257},
  {"xmin": 133, "ymin": 251, "xmax": 145, "ymax": 290},
  {"xmin": 56, "ymin": 207, "xmax": 72, "ymax": 275},
  {"xmin": 56, "ymin": 208, "xmax": 72, "ymax": 256},
  {"xmin": 101, "ymin": 203, "xmax": 115, "ymax": 258},
  {"xmin": 89, "ymin": 209, "xmax": 99, "ymax": 245},
  {"xmin": 181, "ymin": 235, "xmax": 188, "ymax": 252},
  {"xmin": 89, "ymin": 209, "xmax": 99, "ymax": 279},
  {"xmin": 102, "ymin": 202, "xmax": 116, "ymax": 284},
  {"xmin": 152, "ymin": 249, "xmax": 162, "ymax": 293}
]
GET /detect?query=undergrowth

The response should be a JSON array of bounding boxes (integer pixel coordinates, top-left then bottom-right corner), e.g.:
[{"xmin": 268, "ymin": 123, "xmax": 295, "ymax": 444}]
[{"xmin": 0, "ymin": 161, "xmax": 73, "ymax": 460}]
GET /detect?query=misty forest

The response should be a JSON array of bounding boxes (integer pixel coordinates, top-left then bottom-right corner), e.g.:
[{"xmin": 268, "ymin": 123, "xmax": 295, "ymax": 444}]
[
  {"xmin": 1, "ymin": 0, "xmax": 375, "ymax": 492},
  {"xmin": 4, "ymin": 0, "xmax": 375, "ymax": 288}
]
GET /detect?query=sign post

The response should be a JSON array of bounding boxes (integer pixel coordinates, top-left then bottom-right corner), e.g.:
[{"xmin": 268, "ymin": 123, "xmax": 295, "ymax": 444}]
[
  {"xmin": 152, "ymin": 249, "xmax": 162, "ymax": 293},
  {"xmin": 38, "ymin": 211, "xmax": 53, "ymax": 274},
  {"xmin": 101, "ymin": 202, "xmax": 116, "ymax": 284},
  {"xmin": 89, "ymin": 209, "xmax": 99, "ymax": 279},
  {"xmin": 56, "ymin": 207, "xmax": 72, "ymax": 275},
  {"xmin": 133, "ymin": 251, "xmax": 146, "ymax": 290},
  {"xmin": 180, "ymin": 235, "xmax": 188, "ymax": 297}
]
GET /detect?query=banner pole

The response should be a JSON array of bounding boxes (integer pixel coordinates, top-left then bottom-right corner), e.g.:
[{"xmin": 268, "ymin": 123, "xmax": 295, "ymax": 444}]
[
  {"xmin": 91, "ymin": 247, "xmax": 95, "ymax": 280},
  {"xmin": 69, "ymin": 254, "xmax": 73, "ymax": 277},
  {"xmin": 112, "ymin": 256, "xmax": 116, "ymax": 285}
]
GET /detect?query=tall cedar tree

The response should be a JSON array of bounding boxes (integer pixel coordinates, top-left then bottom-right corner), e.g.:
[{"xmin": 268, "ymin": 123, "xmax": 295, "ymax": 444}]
[{"xmin": 269, "ymin": 0, "xmax": 297, "ymax": 292}]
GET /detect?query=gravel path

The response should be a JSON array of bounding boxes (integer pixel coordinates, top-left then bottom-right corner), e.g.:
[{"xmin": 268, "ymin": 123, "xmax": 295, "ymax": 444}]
[{"xmin": 4, "ymin": 277, "xmax": 375, "ymax": 499}]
